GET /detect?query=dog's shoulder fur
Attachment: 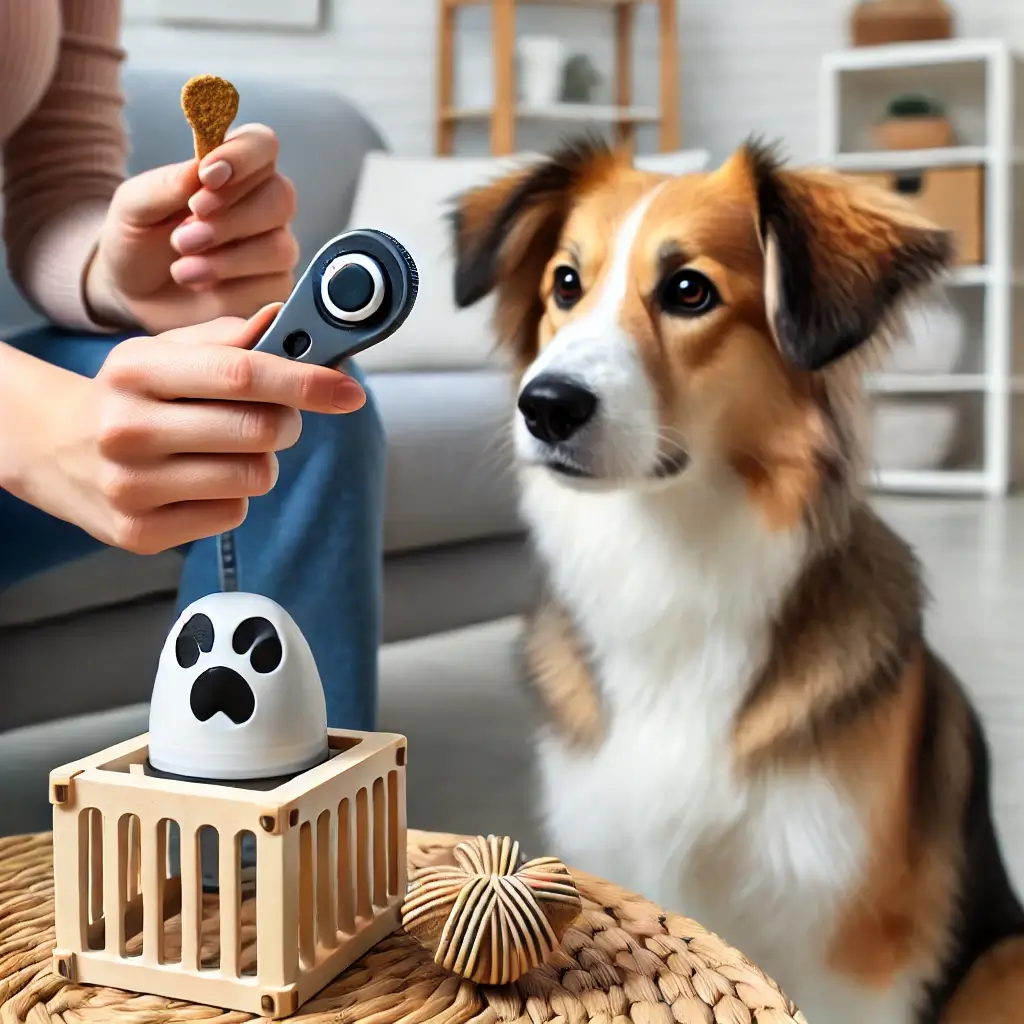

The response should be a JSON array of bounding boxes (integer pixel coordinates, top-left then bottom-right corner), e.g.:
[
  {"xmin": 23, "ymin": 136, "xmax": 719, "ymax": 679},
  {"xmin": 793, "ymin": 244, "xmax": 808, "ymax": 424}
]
[{"xmin": 452, "ymin": 137, "xmax": 1024, "ymax": 1023}]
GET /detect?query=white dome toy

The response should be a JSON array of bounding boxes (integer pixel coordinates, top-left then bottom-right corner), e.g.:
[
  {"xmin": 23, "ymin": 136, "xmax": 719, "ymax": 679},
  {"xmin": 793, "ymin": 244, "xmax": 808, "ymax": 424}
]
[{"xmin": 148, "ymin": 592, "xmax": 329, "ymax": 782}]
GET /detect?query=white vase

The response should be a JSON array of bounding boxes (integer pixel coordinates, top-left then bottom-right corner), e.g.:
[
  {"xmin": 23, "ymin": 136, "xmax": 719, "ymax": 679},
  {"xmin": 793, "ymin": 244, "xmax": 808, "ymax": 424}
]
[{"xmin": 517, "ymin": 35, "xmax": 567, "ymax": 108}]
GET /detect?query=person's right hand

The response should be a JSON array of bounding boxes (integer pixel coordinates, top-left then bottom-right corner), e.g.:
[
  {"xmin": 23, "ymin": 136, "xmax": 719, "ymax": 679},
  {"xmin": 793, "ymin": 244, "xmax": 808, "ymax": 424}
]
[{"xmin": 20, "ymin": 305, "xmax": 366, "ymax": 555}]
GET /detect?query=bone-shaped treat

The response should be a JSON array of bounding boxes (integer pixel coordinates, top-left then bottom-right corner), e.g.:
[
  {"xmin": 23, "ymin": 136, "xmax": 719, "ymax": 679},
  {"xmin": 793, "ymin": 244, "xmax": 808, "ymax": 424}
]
[{"xmin": 181, "ymin": 74, "xmax": 240, "ymax": 160}]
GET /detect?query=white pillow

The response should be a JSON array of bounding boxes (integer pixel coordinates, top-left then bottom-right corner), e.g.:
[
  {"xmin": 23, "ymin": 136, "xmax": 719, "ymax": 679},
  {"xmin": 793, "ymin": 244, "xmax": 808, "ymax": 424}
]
[
  {"xmin": 346, "ymin": 152, "xmax": 538, "ymax": 373},
  {"xmin": 346, "ymin": 148, "xmax": 710, "ymax": 373}
]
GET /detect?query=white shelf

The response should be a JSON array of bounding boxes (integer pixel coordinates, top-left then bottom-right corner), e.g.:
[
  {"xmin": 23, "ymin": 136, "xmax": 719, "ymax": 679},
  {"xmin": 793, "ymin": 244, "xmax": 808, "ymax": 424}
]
[
  {"xmin": 947, "ymin": 265, "xmax": 991, "ymax": 286},
  {"xmin": 823, "ymin": 38, "xmax": 1007, "ymax": 74},
  {"xmin": 443, "ymin": 104, "xmax": 662, "ymax": 124},
  {"xmin": 831, "ymin": 145, "xmax": 990, "ymax": 172},
  {"xmin": 822, "ymin": 39, "xmax": 1021, "ymax": 497},
  {"xmin": 870, "ymin": 468, "xmax": 991, "ymax": 494},
  {"xmin": 866, "ymin": 373, "xmax": 985, "ymax": 394}
]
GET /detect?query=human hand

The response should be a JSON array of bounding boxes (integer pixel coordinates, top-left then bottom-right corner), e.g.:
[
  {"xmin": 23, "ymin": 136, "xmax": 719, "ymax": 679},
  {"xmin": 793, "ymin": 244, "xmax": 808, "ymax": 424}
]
[
  {"xmin": 16, "ymin": 305, "xmax": 366, "ymax": 555},
  {"xmin": 85, "ymin": 124, "xmax": 299, "ymax": 334}
]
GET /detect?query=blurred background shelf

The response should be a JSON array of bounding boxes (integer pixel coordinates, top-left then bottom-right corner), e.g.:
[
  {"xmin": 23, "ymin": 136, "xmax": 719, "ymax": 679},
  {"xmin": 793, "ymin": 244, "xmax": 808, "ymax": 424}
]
[
  {"xmin": 821, "ymin": 39, "xmax": 1024, "ymax": 497},
  {"xmin": 436, "ymin": 0, "xmax": 678, "ymax": 155},
  {"xmin": 870, "ymin": 468, "xmax": 991, "ymax": 493},
  {"xmin": 440, "ymin": 103, "xmax": 662, "ymax": 124},
  {"xmin": 865, "ymin": 373, "xmax": 986, "ymax": 394},
  {"xmin": 831, "ymin": 144, "xmax": 990, "ymax": 171},
  {"xmin": 444, "ymin": 0, "xmax": 656, "ymax": 6}
]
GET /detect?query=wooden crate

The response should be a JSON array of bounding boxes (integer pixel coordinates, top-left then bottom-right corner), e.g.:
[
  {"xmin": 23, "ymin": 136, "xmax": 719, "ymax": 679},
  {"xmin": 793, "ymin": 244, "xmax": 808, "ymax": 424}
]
[
  {"xmin": 49, "ymin": 729, "xmax": 407, "ymax": 1018},
  {"xmin": 847, "ymin": 165, "xmax": 985, "ymax": 265}
]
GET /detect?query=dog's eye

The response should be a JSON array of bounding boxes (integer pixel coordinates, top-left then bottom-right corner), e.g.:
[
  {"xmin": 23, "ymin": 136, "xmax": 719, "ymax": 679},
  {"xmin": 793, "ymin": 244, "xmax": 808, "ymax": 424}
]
[
  {"xmin": 552, "ymin": 265, "xmax": 583, "ymax": 310},
  {"xmin": 658, "ymin": 269, "xmax": 719, "ymax": 317}
]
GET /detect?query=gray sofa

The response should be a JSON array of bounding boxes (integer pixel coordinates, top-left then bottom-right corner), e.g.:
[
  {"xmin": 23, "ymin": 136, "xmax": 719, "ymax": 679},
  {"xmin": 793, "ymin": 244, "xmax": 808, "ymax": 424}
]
[{"xmin": 0, "ymin": 69, "xmax": 532, "ymax": 835}]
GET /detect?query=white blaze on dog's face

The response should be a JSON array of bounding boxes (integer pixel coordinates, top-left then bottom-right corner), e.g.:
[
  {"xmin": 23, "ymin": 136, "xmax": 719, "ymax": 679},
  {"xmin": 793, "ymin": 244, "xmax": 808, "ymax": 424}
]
[
  {"xmin": 453, "ymin": 141, "xmax": 951, "ymax": 527},
  {"xmin": 515, "ymin": 180, "xmax": 676, "ymax": 485}
]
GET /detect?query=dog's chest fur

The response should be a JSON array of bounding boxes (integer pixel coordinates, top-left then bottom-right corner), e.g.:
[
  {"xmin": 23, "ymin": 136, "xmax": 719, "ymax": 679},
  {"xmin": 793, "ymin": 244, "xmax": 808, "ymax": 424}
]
[{"xmin": 521, "ymin": 471, "xmax": 916, "ymax": 1023}]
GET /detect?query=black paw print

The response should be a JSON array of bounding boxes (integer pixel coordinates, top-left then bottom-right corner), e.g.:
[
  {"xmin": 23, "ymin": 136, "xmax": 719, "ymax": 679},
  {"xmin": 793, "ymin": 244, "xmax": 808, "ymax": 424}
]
[{"xmin": 175, "ymin": 613, "xmax": 284, "ymax": 725}]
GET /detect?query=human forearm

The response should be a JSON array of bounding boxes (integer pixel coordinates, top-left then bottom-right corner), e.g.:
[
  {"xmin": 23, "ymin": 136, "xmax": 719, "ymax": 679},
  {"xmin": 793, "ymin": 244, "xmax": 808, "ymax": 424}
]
[
  {"xmin": 1, "ymin": 1, "xmax": 127, "ymax": 330},
  {"xmin": 0, "ymin": 341, "xmax": 70, "ymax": 500}
]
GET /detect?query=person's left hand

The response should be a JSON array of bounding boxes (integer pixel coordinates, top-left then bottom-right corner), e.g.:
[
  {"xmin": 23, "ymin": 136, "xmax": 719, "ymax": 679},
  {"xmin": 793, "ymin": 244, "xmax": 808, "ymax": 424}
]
[{"xmin": 85, "ymin": 124, "xmax": 299, "ymax": 335}]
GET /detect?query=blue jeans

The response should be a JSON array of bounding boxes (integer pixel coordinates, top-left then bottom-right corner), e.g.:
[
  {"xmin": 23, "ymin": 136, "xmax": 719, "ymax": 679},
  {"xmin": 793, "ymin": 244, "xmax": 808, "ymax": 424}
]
[{"xmin": 0, "ymin": 325, "xmax": 386, "ymax": 732}]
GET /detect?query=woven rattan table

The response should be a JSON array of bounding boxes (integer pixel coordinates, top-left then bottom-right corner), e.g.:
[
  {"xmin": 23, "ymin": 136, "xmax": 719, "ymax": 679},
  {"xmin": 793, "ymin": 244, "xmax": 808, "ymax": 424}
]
[{"xmin": 0, "ymin": 829, "xmax": 807, "ymax": 1023}]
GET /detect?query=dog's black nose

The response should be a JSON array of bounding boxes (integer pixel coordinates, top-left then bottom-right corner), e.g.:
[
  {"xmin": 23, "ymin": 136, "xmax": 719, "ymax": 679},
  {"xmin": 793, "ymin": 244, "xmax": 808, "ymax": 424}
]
[{"xmin": 518, "ymin": 375, "xmax": 598, "ymax": 444}]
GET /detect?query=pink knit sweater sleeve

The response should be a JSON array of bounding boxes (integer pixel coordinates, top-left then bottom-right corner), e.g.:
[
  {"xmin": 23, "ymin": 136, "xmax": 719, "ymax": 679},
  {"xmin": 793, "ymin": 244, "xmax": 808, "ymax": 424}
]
[{"xmin": 2, "ymin": 1, "xmax": 127, "ymax": 330}]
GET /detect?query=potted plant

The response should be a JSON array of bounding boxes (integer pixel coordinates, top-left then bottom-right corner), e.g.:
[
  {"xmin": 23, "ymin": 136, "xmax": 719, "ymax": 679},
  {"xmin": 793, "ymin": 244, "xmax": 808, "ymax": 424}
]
[
  {"xmin": 873, "ymin": 93, "xmax": 954, "ymax": 150},
  {"xmin": 561, "ymin": 53, "xmax": 602, "ymax": 104}
]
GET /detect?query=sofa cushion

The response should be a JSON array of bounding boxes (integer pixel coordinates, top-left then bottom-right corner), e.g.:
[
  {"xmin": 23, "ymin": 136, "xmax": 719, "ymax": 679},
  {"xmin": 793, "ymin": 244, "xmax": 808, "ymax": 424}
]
[
  {"xmin": 348, "ymin": 149, "xmax": 712, "ymax": 374},
  {"xmin": 634, "ymin": 149, "xmax": 712, "ymax": 175},
  {"xmin": 347, "ymin": 152, "xmax": 537, "ymax": 373},
  {"xmin": 0, "ymin": 547, "xmax": 179, "ymax": 629},
  {"xmin": 348, "ymin": 149, "xmax": 544, "ymax": 374},
  {"xmin": 372, "ymin": 369, "xmax": 521, "ymax": 554}
]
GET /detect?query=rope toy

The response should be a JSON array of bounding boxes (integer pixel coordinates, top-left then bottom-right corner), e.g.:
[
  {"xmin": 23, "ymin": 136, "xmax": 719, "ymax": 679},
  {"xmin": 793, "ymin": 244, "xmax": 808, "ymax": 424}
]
[{"xmin": 401, "ymin": 834, "xmax": 582, "ymax": 986}]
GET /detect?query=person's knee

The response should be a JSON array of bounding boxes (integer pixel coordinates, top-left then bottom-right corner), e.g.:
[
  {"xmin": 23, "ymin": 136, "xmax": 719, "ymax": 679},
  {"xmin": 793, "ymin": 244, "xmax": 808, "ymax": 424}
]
[
  {"xmin": 288, "ymin": 363, "xmax": 386, "ymax": 484},
  {"xmin": 345, "ymin": 365, "xmax": 386, "ymax": 467}
]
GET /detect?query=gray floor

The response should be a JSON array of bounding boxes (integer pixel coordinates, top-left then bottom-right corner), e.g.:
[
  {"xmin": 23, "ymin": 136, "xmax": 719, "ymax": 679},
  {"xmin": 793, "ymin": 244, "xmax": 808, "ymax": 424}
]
[
  {"xmin": 877, "ymin": 496, "xmax": 1024, "ymax": 893},
  {"xmin": 381, "ymin": 495, "xmax": 1024, "ymax": 891}
]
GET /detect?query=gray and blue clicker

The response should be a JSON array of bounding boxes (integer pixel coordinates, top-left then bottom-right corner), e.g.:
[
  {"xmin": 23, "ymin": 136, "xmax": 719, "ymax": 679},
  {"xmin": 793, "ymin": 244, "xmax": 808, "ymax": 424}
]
[{"xmin": 253, "ymin": 229, "xmax": 419, "ymax": 368}]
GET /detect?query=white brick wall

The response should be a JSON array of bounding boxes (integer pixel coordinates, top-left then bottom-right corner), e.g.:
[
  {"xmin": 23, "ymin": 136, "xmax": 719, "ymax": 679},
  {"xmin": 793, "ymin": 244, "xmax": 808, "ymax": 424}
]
[{"xmin": 122, "ymin": 0, "xmax": 1024, "ymax": 165}]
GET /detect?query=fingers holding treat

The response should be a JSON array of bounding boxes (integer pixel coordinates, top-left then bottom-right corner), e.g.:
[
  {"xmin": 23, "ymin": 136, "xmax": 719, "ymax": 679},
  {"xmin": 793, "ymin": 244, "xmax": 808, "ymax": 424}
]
[
  {"xmin": 192, "ymin": 123, "xmax": 281, "ymax": 203},
  {"xmin": 171, "ymin": 175, "xmax": 297, "ymax": 256},
  {"xmin": 171, "ymin": 228, "xmax": 300, "ymax": 288},
  {"xmin": 176, "ymin": 74, "xmax": 297, "ymax": 313},
  {"xmin": 189, "ymin": 152, "xmax": 296, "ymax": 223}
]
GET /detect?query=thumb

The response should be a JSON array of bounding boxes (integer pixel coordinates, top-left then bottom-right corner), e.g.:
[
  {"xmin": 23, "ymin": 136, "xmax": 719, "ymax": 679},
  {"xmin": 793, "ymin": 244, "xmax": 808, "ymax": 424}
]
[
  {"xmin": 111, "ymin": 160, "xmax": 200, "ymax": 227},
  {"xmin": 233, "ymin": 302, "xmax": 284, "ymax": 349},
  {"xmin": 166, "ymin": 303, "xmax": 283, "ymax": 348}
]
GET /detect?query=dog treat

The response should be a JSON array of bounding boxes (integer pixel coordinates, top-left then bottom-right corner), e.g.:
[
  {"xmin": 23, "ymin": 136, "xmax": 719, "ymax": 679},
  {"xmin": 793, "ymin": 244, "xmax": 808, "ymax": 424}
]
[
  {"xmin": 181, "ymin": 74, "xmax": 239, "ymax": 159},
  {"xmin": 401, "ymin": 834, "xmax": 582, "ymax": 986}
]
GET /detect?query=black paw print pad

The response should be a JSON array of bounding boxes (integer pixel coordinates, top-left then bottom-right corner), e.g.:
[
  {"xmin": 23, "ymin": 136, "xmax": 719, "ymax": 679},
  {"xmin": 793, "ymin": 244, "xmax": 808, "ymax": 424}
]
[{"xmin": 175, "ymin": 614, "xmax": 284, "ymax": 725}]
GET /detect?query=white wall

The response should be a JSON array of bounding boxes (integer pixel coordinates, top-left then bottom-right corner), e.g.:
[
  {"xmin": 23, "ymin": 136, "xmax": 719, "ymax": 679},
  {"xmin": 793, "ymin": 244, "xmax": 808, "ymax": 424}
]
[{"xmin": 122, "ymin": 1, "xmax": 1024, "ymax": 164}]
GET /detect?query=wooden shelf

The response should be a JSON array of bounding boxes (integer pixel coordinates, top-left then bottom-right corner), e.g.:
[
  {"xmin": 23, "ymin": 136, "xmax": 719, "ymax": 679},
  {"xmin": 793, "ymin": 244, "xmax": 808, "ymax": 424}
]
[
  {"xmin": 436, "ymin": 0, "xmax": 679, "ymax": 156},
  {"xmin": 441, "ymin": 103, "xmax": 662, "ymax": 124}
]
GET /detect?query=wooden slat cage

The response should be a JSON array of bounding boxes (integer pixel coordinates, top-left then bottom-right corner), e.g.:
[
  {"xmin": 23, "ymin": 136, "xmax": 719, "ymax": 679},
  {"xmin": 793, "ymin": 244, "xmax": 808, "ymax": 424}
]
[{"xmin": 49, "ymin": 729, "xmax": 408, "ymax": 1018}]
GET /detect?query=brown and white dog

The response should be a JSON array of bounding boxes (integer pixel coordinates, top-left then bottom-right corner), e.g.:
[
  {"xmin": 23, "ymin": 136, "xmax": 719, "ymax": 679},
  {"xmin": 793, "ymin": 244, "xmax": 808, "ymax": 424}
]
[{"xmin": 450, "ymin": 138, "xmax": 1024, "ymax": 1023}]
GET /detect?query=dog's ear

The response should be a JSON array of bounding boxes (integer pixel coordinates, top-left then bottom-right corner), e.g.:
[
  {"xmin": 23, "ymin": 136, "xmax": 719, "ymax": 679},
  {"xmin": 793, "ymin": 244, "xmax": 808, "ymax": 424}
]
[
  {"xmin": 742, "ymin": 141, "xmax": 954, "ymax": 373},
  {"xmin": 451, "ymin": 137, "xmax": 622, "ymax": 367}
]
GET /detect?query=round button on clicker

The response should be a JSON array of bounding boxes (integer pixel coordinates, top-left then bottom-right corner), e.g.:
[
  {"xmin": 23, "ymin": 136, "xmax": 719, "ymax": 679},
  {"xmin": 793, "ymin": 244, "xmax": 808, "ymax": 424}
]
[
  {"xmin": 320, "ymin": 253, "xmax": 386, "ymax": 323},
  {"xmin": 327, "ymin": 264, "xmax": 375, "ymax": 314}
]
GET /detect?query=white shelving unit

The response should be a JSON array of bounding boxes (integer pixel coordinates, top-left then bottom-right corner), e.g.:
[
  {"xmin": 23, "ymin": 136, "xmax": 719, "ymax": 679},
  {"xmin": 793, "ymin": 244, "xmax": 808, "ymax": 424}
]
[{"xmin": 820, "ymin": 39, "xmax": 1024, "ymax": 496}]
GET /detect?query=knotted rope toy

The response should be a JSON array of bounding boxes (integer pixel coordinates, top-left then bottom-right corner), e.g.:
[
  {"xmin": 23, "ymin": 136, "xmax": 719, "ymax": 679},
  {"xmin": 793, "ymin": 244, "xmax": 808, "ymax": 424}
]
[
  {"xmin": 401, "ymin": 834, "xmax": 583, "ymax": 986},
  {"xmin": 180, "ymin": 74, "xmax": 239, "ymax": 159}
]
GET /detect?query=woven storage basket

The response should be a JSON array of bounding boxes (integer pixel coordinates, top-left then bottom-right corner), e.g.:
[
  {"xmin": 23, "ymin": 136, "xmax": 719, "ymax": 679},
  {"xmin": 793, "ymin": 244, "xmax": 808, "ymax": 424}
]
[{"xmin": 0, "ymin": 829, "xmax": 807, "ymax": 1023}]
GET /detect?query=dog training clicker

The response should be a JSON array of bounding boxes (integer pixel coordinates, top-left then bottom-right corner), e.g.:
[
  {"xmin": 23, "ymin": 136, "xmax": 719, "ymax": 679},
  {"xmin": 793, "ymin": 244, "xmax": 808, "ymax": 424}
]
[{"xmin": 253, "ymin": 229, "xmax": 419, "ymax": 369}]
